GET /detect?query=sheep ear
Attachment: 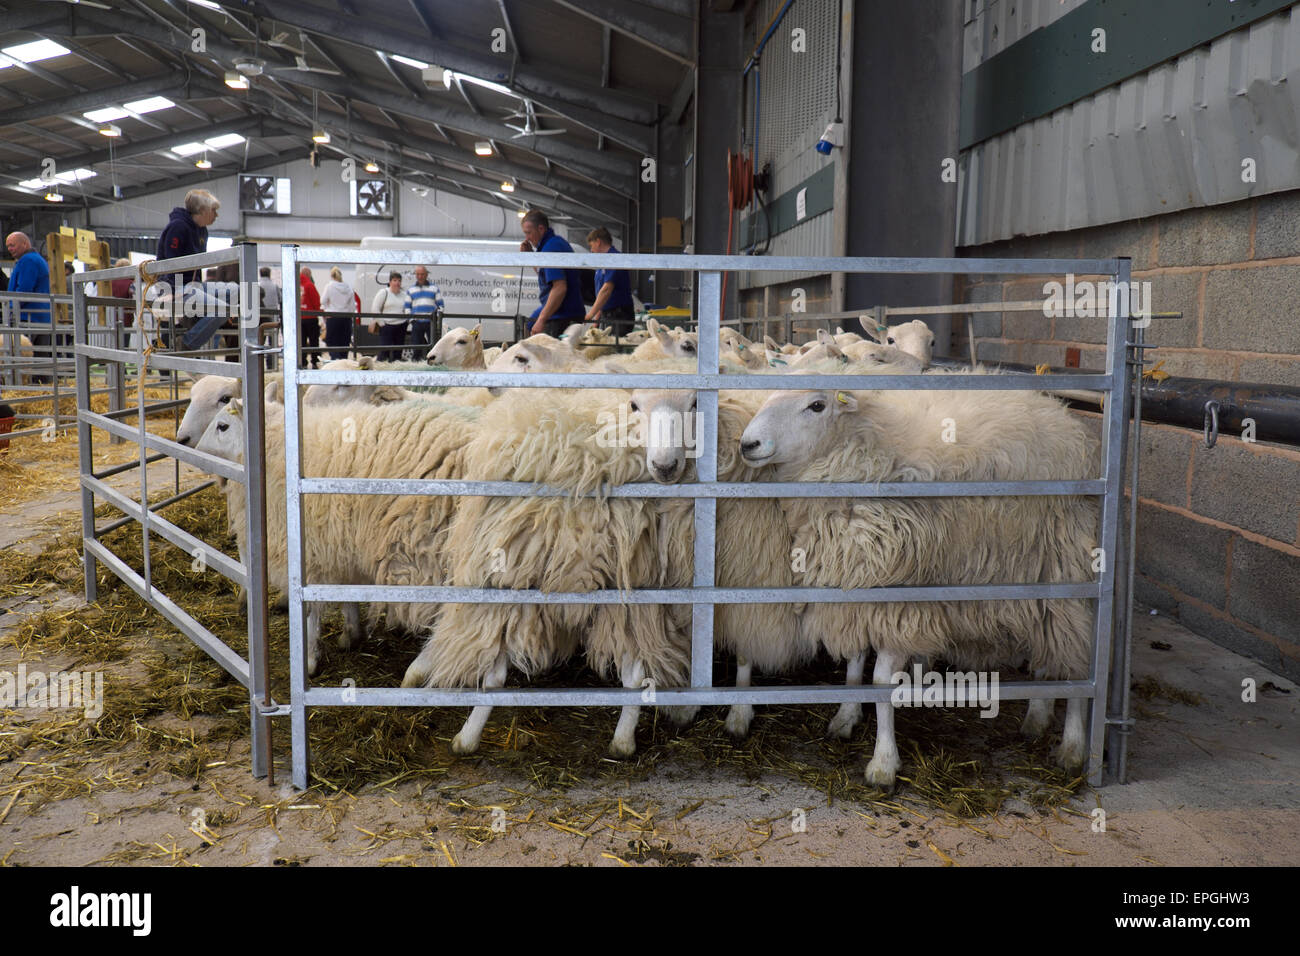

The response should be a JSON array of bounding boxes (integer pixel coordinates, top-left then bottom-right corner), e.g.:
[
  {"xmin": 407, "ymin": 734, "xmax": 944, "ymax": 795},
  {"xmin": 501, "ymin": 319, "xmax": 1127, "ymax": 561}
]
[
  {"xmin": 646, "ymin": 317, "xmax": 661, "ymax": 335},
  {"xmin": 228, "ymin": 398, "xmax": 243, "ymax": 417},
  {"xmin": 264, "ymin": 379, "xmax": 284, "ymax": 404},
  {"xmin": 836, "ymin": 326, "xmax": 845, "ymax": 336},
  {"xmin": 370, "ymin": 386, "xmax": 406, "ymax": 404},
  {"xmin": 764, "ymin": 334, "xmax": 780, "ymax": 351},
  {"xmin": 826, "ymin": 343, "xmax": 845, "ymax": 359},
  {"xmin": 859, "ymin": 314, "xmax": 889, "ymax": 343},
  {"xmin": 470, "ymin": 323, "xmax": 481, "ymax": 337},
  {"xmin": 817, "ymin": 328, "xmax": 834, "ymax": 346},
  {"xmin": 356, "ymin": 355, "xmax": 375, "ymax": 370},
  {"xmin": 834, "ymin": 390, "xmax": 858, "ymax": 411}
]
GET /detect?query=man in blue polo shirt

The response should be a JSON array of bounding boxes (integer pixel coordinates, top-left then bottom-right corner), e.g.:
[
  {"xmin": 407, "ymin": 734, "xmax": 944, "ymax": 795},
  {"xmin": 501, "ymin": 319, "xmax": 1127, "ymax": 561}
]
[
  {"xmin": 584, "ymin": 226, "xmax": 635, "ymax": 338},
  {"xmin": 407, "ymin": 265, "xmax": 445, "ymax": 358},
  {"xmin": 520, "ymin": 209, "xmax": 585, "ymax": 337},
  {"xmin": 5, "ymin": 231, "xmax": 52, "ymax": 380}
]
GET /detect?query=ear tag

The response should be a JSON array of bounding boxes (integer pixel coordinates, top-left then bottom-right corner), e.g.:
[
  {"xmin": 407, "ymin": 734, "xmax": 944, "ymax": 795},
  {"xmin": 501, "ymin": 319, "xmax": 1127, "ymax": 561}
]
[{"xmin": 835, "ymin": 391, "xmax": 849, "ymax": 405}]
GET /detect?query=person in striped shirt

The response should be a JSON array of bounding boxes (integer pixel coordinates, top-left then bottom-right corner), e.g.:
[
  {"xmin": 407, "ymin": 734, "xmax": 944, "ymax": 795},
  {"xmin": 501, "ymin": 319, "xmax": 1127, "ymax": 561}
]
[{"xmin": 407, "ymin": 265, "xmax": 445, "ymax": 360}]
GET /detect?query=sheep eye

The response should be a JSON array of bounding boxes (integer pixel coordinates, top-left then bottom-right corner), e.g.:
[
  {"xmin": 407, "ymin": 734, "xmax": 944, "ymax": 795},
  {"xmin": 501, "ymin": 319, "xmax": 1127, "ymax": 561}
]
[
  {"xmin": 515, "ymin": 355, "xmax": 528, "ymax": 364},
  {"xmin": 807, "ymin": 400, "xmax": 826, "ymax": 413},
  {"xmin": 457, "ymin": 339, "xmax": 467, "ymax": 345},
  {"xmin": 219, "ymin": 394, "xmax": 230, "ymax": 404},
  {"xmin": 886, "ymin": 337, "xmax": 895, "ymax": 345},
  {"xmin": 682, "ymin": 343, "xmax": 695, "ymax": 353},
  {"xmin": 629, "ymin": 401, "xmax": 639, "ymax": 413},
  {"xmin": 216, "ymin": 422, "xmax": 229, "ymax": 432},
  {"xmin": 930, "ymin": 339, "xmax": 936, "ymax": 347}
]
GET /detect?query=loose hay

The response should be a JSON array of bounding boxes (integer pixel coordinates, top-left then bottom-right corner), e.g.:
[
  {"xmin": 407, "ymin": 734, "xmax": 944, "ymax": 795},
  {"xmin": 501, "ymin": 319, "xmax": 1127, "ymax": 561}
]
[{"xmin": 2, "ymin": 484, "xmax": 1086, "ymax": 825}]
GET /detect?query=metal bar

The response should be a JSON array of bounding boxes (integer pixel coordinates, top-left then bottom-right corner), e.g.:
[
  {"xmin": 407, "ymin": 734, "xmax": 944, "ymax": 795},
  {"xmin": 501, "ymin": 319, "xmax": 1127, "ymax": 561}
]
[
  {"xmin": 73, "ymin": 275, "xmax": 98, "ymax": 604},
  {"xmin": 692, "ymin": 271, "xmax": 720, "ymax": 687},
  {"xmin": 93, "ymin": 452, "xmax": 171, "ymax": 482},
  {"xmin": 81, "ymin": 539, "xmax": 252, "ymax": 688},
  {"xmin": 288, "ymin": 247, "xmax": 1121, "ymax": 275},
  {"xmin": 96, "ymin": 480, "xmax": 218, "ymax": 536},
  {"xmin": 293, "ymin": 369, "xmax": 1113, "ymax": 391},
  {"xmin": 306, "ymin": 680, "xmax": 1097, "ymax": 708},
  {"xmin": 77, "ymin": 344, "xmax": 241, "ymax": 378},
  {"xmin": 1118, "ymin": 320, "xmax": 1145, "ymax": 783},
  {"xmin": 301, "ymin": 582, "xmax": 1099, "ymax": 604},
  {"xmin": 281, "ymin": 244, "xmax": 311, "ymax": 791},
  {"xmin": 1088, "ymin": 257, "xmax": 1131, "ymax": 787},
  {"xmin": 82, "ymin": 475, "xmax": 247, "ymax": 588},
  {"xmin": 298, "ymin": 477, "xmax": 1107, "ymax": 498},
  {"xmin": 79, "ymin": 410, "xmax": 247, "ymax": 483},
  {"xmin": 237, "ymin": 241, "xmax": 273, "ymax": 783}
]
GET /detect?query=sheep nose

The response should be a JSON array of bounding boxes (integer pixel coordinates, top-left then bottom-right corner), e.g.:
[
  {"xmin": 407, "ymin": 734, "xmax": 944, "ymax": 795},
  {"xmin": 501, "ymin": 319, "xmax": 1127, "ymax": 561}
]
[
  {"xmin": 651, "ymin": 461, "xmax": 679, "ymax": 482},
  {"xmin": 740, "ymin": 438, "xmax": 762, "ymax": 455},
  {"xmin": 177, "ymin": 436, "xmax": 191, "ymax": 446}
]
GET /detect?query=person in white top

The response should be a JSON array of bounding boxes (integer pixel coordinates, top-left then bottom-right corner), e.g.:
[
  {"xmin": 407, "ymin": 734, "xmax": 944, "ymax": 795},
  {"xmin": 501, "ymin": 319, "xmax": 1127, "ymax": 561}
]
[
  {"xmin": 369, "ymin": 271, "xmax": 411, "ymax": 362},
  {"xmin": 320, "ymin": 266, "xmax": 356, "ymax": 360}
]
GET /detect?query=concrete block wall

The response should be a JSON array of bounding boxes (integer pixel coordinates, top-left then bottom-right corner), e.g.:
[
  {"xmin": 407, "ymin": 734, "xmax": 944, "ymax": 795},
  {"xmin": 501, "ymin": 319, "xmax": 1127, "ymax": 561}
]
[{"xmin": 958, "ymin": 191, "xmax": 1300, "ymax": 682}]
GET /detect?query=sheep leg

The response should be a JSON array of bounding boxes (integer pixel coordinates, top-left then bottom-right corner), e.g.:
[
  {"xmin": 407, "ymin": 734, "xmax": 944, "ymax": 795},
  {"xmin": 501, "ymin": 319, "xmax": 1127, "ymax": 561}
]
[
  {"xmin": 724, "ymin": 659, "xmax": 754, "ymax": 738},
  {"xmin": 337, "ymin": 603, "xmax": 363, "ymax": 651},
  {"xmin": 401, "ymin": 636, "xmax": 437, "ymax": 688},
  {"xmin": 450, "ymin": 648, "xmax": 507, "ymax": 756},
  {"xmin": 306, "ymin": 603, "xmax": 322, "ymax": 676},
  {"xmin": 1055, "ymin": 696, "xmax": 1087, "ymax": 772},
  {"xmin": 609, "ymin": 655, "xmax": 645, "ymax": 758},
  {"xmin": 827, "ymin": 653, "xmax": 866, "ymax": 738},
  {"xmin": 864, "ymin": 648, "xmax": 904, "ymax": 789},
  {"xmin": 1021, "ymin": 696, "xmax": 1055, "ymax": 739}
]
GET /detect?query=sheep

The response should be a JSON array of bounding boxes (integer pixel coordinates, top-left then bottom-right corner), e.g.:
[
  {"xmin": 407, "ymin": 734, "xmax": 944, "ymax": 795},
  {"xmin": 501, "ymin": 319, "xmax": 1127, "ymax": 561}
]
[
  {"xmin": 303, "ymin": 356, "xmax": 423, "ymax": 406},
  {"xmin": 631, "ymin": 317, "xmax": 698, "ymax": 361},
  {"xmin": 401, "ymin": 381, "xmax": 700, "ymax": 758},
  {"xmin": 621, "ymin": 328, "xmax": 653, "ymax": 347},
  {"xmin": 833, "ymin": 326, "xmax": 864, "ymax": 346},
  {"xmin": 859, "ymin": 317, "xmax": 936, "ymax": 367},
  {"xmin": 789, "ymin": 331, "xmax": 848, "ymax": 367},
  {"xmin": 427, "ymin": 323, "xmax": 484, "ymax": 368},
  {"xmin": 739, "ymin": 383, "xmax": 1098, "ymax": 788},
  {"xmin": 719, "ymin": 329, "xmax": 768, "ymax": 370},
  {"xmin": 576, "ymin": 325, "xmax": 618, "ymax": 361},
  {"xmin": 622, "ymin": 368, "xmax": 809, "ymax": 735},
  {"xmin": 197, "ymin": 394, "xmax": 481, "ymax": 674},
  {"xmin": 175, "ymin": 374, "xmax": 243, "ymax": 446},
  {"xmin": 841, "ymin": 339, "xmax": 924, "ymax": 371}
]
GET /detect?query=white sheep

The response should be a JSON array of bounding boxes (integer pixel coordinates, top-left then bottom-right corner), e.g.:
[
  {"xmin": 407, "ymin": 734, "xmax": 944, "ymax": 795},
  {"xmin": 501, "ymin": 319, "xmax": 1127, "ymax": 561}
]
[
  {"xmin": 840, "ymin": 339, "xmax": 924, "ymax": 371},
  {"xmin": 631, "ymin": 318, "xmax": 698, "ymax": 361},
  {"xmin": 859, "ymin": 317, "xmax": 936, "ymax": 367},
  {"xmin": 197, "ymin": 394, "xmax": 481, "ymax": 674},
  {"xmin": 833, "ymin": 326, "xmax": 864, "ymax": 346},
  {"xmin": 621, "ymin": 328, "xmax": 653, "ymax": 347},
  {"xmin": 739, "ymin": 383, "xmax": 1098, "ymax": 788},
  {"xmin": 303, "ymin": 356, "xmax": 423, "ymax": 406},
  {"xmin": 789, "ymin": 331, "xmax": 848, "ymax": 367},
  {"xmin": 427, "ymin": 323, "xmax": 485, "ymax": 368}
]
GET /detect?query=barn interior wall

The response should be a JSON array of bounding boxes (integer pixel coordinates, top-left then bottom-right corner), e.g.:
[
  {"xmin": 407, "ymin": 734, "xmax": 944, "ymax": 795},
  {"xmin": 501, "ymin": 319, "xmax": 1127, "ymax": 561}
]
[{"xmin": 954, "ymin": 190, "xmax": 1300, "ymax": 682}]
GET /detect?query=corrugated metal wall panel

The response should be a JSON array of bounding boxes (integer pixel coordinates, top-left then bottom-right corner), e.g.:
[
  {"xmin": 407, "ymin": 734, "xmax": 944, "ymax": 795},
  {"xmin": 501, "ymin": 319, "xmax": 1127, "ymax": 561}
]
[
  {"xmin": 739, "ymin": 0, "xmax": 840, "ymax": 290},
  {"xmin": 958, "ymin": 5, "xmax": 1300, "ymax": 245},
  {"xmin": 963, "ymin": 0, "xmax": 1088, "ymax": 71}
]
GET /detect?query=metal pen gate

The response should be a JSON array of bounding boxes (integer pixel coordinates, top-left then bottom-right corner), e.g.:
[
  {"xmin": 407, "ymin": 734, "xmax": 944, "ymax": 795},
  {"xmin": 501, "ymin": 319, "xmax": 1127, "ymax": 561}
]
[
  {"xmin": 72, "ymin": 245, "xmax": 279, "ymax": 781},
  {"xmin": 281, "ymin": 246, "xmax": 1136, "ymax": 791}
]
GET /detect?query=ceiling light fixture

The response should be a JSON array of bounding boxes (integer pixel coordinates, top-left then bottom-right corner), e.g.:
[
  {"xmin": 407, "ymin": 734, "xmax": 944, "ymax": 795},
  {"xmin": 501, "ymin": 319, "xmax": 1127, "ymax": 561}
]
[
  {"xmin": 99, "ymin": 123, "xmax": 121, "ymax": 138},
  {"xmin": 312, "ymin": 129, "xmax": 330, "ymax": 144},
  {"xmin": 500, "ymin": 180, "xmax": 514, "ymax": 192},
  {"xmin": 195, "ymin": 155, "xmax": 212, "ymax": 169},
  {"xmin": 364, "ymin": 160, "xmax": 380, "ymax": 173},
  {"xmin": 474, "ymin": 141, "xmax": 492, "ymax": 156},
  {"xmin": 44, "ymin": 191, "xmax": 63, "ymax": 202},
  {"xmin": 224, "ymin": 71, "xmax": 249, "ymax": 90}
]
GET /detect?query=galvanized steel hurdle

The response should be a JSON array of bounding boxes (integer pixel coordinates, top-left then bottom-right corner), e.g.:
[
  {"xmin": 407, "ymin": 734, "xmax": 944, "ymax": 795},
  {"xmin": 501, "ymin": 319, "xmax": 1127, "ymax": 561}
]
[
  {"xmin": 281, "ymin": 246, "xmax": 1134, "ymax": 791},
  {"xmin": 73, "ymin": 245, "xmax": 278, "ymax": 781}
]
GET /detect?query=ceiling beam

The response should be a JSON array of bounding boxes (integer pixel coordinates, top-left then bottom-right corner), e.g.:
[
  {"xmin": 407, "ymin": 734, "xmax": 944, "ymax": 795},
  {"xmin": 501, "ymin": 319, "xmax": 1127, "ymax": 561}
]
[
  {"xmin": 51, "ymin": 10, "xmax": 651, "ymax": 181},
  {"xmin": 248, "ymin": 0, "xmax": 660, "ymax": 125},
  {"xmin": 549, "ymin": 0, "xmax": 695, "ymax": 65},
  {"xmin": 79, "ymin": 145, "xmax": 311, "ymax": 210},
  {"xmin": 0, "ymin": 75, "xmax": 187, "ymax": 129}
]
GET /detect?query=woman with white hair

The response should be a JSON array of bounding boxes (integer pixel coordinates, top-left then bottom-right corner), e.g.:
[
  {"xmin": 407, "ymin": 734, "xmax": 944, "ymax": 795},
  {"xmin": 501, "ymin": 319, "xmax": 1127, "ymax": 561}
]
[
  {"xmin": 155, "ymin": 188, "xmax": 225, "ymax": 353},
  {"xmin": 320, "ymin": 265, "xmax": 355, "ymax": 361}
]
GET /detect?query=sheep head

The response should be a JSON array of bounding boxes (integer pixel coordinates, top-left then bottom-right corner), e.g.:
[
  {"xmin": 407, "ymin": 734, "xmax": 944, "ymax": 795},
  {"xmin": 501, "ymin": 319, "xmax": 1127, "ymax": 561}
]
[
  {"xmin": 741, "ymin": 389, "xmax": 859, "ymax": 472},
  {"xmin": 176, "ymin": 374, "xmax": 240, "ymax": 446},
  {"xmin": 428, "ymin": 323, "xmax": 484, "ymax": 368}
]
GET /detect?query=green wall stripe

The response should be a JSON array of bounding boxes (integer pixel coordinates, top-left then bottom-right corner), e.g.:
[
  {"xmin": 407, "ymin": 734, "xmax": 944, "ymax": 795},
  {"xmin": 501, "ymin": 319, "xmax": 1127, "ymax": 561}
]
[
  {"xmin": 738, "ymin": 162, "xmax": 836, "ymax": 248},
  {"xmin": 960, "ymin": 0, "xmax": 1297, "ymax": 149}
]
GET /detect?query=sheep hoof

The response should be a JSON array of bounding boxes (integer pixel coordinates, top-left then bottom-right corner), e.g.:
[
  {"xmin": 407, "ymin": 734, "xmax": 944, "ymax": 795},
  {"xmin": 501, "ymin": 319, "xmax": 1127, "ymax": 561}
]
[
  {"xmin": 1020, "ymin": 704, "xmax": 1053, "ymax": 740},
  {"xmin": 664, "ymin": 705, "xmax": 698, "ymax": 727},
  {"xmin": 724, "ymin": 704, "xmax": 753, "ymax": 738},
  {"xmin": 608, "ymin": 736, "xmax": 637, "ymax": 759},
  {"xmin": 864, "ymin": 753, "xmax": 901, "ymax": 791},
  {"xmin": 1054, "ymin": 736, "xmax": 1087, "ymax": 773},
  {"xmin": 827, "ymin": 703, "xmax": 861, "ymax": 739},
  {"xmin": 450, "ymin": 732, "xmax": 480, "ymax": 756}
]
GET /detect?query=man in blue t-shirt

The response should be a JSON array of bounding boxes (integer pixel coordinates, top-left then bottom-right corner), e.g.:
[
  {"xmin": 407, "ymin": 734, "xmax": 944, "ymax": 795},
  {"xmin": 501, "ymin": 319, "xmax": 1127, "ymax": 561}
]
[
  {"xmin": 520, "ymin": 209, "xmax": 585, "ymax": 337},
  {"xmin": 6, "ymin": 232, "xmax": 52, "ymax": 381},
  {"xmin": 407, "ymin": 265, "xmax": 445, "ymax": 357},
  {"xmin": 584, "ymin": 226, "xmax": 635, "ymax": 338}
]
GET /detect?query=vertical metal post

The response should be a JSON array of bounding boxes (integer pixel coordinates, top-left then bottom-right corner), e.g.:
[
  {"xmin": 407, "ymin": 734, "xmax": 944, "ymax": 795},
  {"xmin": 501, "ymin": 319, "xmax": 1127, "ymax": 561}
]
[
  {"xmin": 691, "ymin": 271, "xmax": 721, "ymax": 688},
  {"xmin": 137, "ymin": 284, "xmax": 153, "ymax": 597},
  {"xmin": 282, "ymin": 245, "xmax": 311, "ymax": 790},
  {"xmin": 239, "ymin": 243, "xmax": 273, "ymax": 781},
  {"xmin": 50, "ymin": 294, "xmax": 61, "ymax": 434},
  {"xmin": 108, "ymin": 308, "xmax": 124, "ymax": 444},
  {"xmin": 1114, "ymin": 320, "xmax": 1145, "ymax": 783},
  {"xmin": 1088, "ymin": 258, "xmax": 1131, "ymax": 786},
  {"xmin": 73, "ymin": 277, "xmax": 98, "ymax": 603}
]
